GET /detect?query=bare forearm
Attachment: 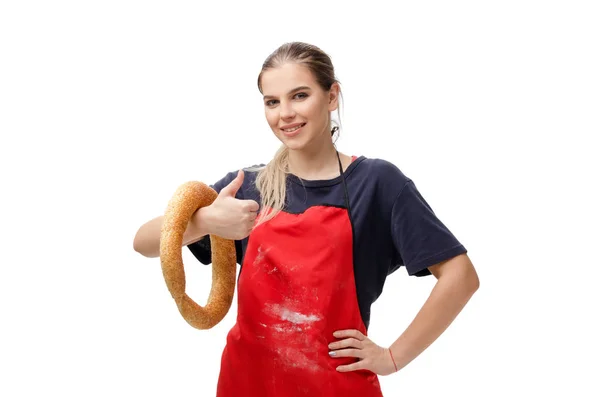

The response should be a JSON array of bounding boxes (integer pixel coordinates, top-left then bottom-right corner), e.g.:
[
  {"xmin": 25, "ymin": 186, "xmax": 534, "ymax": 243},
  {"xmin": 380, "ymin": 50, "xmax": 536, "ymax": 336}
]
[
  {"xmin": 389, "ymin": 270, "xmax": 478, "ymax": 371},
  {"xmin": 133, "ymin": 207, "xmax": 211, "ymax": 258}
]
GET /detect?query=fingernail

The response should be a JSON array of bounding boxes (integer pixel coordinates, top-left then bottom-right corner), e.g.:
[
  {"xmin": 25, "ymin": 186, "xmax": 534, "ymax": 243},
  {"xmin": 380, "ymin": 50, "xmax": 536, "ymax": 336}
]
[{"xmin": 329, "ymin": 351, "xmax": 336, "ymax": 357}]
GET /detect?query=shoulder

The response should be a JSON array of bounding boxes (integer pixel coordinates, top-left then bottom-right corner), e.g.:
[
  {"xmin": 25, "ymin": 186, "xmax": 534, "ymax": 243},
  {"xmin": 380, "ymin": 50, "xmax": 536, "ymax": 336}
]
[
  {"xmin": 346, "ymin": 156, "xmax": 413, "ymax": 212},
  {"xmin": 354, "ymin": 156, "xmax": 412, "ymax": 192},
  {"xmin": 210, "ymin": 162, "xmax": 266, "ymax": 194},
  {"xmin": 242, "ymin": 163, "xmax": 267, "ymax": 175}
]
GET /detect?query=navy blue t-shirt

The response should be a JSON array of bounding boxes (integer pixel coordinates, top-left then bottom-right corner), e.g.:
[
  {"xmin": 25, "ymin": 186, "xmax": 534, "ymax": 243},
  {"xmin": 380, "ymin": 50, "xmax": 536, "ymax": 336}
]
[{"xmin": 187, "ymin": 156, "xmax": 467, "ymax": 328}]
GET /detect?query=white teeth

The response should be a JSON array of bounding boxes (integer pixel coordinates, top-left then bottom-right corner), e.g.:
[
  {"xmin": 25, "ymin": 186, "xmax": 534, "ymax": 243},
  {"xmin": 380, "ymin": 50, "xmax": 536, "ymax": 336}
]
[{"xmin": 283, "ymin": 124, "xmax": 304, "ymax": 132}]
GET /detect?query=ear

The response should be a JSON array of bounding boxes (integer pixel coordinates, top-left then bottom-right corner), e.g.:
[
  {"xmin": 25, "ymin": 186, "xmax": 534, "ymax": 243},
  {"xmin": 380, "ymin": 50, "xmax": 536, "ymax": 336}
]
[{"xmin": 328, "ymin": 82, "xmax": 340, "ymax": 112}]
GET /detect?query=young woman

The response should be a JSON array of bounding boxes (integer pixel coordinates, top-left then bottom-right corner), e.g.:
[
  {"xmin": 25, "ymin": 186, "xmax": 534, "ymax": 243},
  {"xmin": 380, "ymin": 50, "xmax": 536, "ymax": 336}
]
[{"xmin": 133, "ymin": 41, "xmax": 479, "ymax": 397}]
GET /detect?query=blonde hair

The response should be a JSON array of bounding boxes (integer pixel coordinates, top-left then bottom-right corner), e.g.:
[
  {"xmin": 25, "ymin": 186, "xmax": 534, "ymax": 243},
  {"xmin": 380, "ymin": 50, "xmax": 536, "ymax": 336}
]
[{"xmin": 249, "ymin": 42, "xmax": 343, "ymax": 228}]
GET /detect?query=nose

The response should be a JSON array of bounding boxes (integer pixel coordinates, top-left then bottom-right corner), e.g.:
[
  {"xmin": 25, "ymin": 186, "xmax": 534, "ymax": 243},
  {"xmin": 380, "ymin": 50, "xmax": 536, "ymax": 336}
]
[{"xmin": 279, "ymin": 100, "xmax": 296, "ymax": 119}]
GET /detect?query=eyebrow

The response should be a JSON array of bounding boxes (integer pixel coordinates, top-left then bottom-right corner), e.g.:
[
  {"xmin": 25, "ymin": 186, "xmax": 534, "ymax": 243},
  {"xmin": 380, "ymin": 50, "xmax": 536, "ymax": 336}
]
[{"xmin": 263, "ymin": 86, "xmax": 311, "ymax": 100}]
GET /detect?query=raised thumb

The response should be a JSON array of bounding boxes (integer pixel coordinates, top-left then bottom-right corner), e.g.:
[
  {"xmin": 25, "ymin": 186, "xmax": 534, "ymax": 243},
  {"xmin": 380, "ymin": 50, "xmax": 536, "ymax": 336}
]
[{"xmin": 220, "ymin": 169, "xmax": 244, "ymax": 197}]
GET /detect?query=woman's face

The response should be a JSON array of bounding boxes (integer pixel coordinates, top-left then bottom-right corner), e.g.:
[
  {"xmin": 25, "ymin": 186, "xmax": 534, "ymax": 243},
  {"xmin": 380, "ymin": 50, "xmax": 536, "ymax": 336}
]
[{"xmin": 261, "ymin": 63, "xmax": 339, "ymax": 152}]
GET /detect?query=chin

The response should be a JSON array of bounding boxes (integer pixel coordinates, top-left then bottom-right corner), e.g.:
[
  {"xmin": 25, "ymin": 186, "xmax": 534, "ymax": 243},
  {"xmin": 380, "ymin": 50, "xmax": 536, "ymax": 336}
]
[
  {"xmin": 281, "ymin": 140, "xmax": 307, "ymax": 152},
  {"xmin": 274, "ymin": 133, "xmax": 307, "ymax": 151}
]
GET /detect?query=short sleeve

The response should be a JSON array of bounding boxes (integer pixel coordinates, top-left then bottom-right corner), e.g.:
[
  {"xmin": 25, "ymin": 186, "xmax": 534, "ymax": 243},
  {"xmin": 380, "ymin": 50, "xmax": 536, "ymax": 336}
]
[
  {"xmin": 186, "ymin": 170, "xmax": 244, "ymax": 265},
  {"xmin": 391, "ymin": 180, "xmax": 467, "ymax": 276}
]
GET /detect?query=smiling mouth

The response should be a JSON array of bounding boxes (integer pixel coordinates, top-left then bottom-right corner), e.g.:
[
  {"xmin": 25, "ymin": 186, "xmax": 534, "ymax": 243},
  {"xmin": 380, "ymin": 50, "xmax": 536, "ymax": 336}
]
[{"xmin": 281, "ymin": 123, "xmax": 306, "ymax": 133}]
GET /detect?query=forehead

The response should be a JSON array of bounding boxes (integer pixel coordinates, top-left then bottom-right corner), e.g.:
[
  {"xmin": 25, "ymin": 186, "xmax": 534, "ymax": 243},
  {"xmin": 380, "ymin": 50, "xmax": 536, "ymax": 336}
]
[{"xmin": 261, "ymin": 63, "xmax": 318, "ymax": 96}]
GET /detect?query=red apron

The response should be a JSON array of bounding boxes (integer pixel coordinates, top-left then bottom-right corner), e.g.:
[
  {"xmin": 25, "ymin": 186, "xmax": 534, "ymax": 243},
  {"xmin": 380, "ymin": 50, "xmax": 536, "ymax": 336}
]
[{"xmin": 215, "ymin": 201, "xmax": 384, "ymax": 396}]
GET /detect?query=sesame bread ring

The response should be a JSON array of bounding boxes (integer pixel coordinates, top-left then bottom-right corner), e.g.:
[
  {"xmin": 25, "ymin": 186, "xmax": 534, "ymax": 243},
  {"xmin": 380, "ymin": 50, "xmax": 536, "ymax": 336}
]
[{"xmin": 159, "ymin": 181, "xmax": 236, "ymax": 329}]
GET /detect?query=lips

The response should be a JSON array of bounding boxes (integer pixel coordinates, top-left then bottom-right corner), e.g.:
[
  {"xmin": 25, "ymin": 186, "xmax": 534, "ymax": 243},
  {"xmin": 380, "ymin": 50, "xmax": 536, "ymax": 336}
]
[
  {"xmin": 281, "ymin": 122, "xmax": 306, "ymax": 137},
  {"xmin": 281, "ymin": 122, "xmax": 306, "ymax": 131}
]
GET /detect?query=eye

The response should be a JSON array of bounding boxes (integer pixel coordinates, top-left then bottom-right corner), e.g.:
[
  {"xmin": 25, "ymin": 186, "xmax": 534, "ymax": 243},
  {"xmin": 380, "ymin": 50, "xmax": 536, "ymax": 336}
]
[{"xmin": 264, "ymin": 92, "xmax": 308, "ymax": 107}]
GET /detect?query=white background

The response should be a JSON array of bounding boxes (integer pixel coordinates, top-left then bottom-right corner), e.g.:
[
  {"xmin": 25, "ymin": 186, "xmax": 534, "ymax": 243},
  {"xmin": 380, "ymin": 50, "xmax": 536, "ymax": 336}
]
[{"xmin": 1, "ymin": 1, "xmax": 599, "ymax": 396}]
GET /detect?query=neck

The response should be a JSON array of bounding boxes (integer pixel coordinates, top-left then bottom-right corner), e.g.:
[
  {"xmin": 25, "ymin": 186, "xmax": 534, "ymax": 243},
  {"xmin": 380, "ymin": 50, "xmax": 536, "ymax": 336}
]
[{"xmin": 288, "ymin": 142, "xmax": 341, "ymax": 180}]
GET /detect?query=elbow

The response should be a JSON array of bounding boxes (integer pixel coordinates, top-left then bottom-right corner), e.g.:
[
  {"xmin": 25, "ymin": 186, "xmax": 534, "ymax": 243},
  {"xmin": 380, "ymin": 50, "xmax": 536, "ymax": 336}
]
[
  {"xmin": 133, "ymin": 231, "xmax": 156, "ymax": 258},
  {"xmin": 461, "ymin": 256, "xmax": 480, "ymax": 294},
  {"xmin": 464, "ymin": 261, "xmax": 480, "ymax": 297},
  {"xmin": 436, "ymin": 253, "xmax": 480, "ymax": 295},
  {"xmin": 460, "ymin": 253, "xmax": 480, "ymax": 294},
  {"xmin": 132, "ymin": 235, "xmax": 145, "ymax": 256},
  {"xmin": 132, "ymin": 237, "xmax": 143, "ymax": 255},
  {"xmin": 469, "ymin": 270, "xmax": 480, "ymax": 294}
]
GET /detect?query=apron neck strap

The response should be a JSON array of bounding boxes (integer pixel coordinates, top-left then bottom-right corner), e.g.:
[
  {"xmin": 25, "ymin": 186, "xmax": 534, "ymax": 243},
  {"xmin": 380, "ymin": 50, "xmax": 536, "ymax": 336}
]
[{"xmin": 336, "ymin": 150, "xmax": 353, "ymax": 221}]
